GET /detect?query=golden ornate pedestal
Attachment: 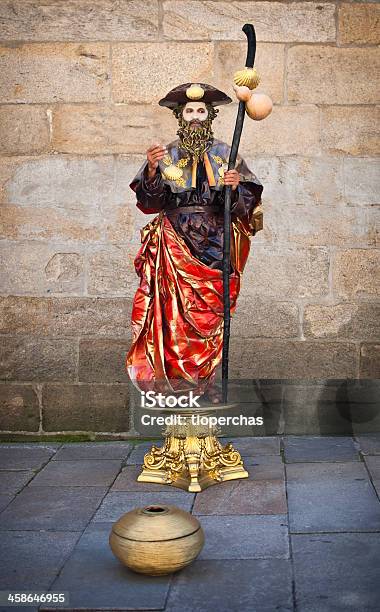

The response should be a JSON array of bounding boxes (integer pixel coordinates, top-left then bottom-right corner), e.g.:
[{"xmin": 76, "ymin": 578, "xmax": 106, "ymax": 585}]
[{"xmin": 137, "ymin": 412, "xmax": 249, "ymax": 492}]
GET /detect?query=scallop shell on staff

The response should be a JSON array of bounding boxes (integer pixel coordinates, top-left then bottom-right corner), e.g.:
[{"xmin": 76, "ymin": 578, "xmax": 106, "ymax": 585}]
[{"xmin": 233, "ymin": 67, "xmax": 260, "ymax": 90}]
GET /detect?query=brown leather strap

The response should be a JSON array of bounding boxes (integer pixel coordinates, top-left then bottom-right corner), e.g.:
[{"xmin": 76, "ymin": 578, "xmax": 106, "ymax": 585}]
[{"xmin": 165, "ymin": 205, "xmax": 221, "ymax": 216}]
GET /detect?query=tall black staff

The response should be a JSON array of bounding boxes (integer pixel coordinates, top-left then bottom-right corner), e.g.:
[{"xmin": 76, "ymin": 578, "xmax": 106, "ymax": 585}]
[{"xmin": 222, "ymin": 24, "xmax": 257, "ymax": 404}]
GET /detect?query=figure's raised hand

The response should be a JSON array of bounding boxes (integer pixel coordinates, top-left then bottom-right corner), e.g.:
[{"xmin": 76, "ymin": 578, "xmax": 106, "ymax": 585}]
[
  {"xmin": 147, "ymin": 143, "xmax": 168, "ymax": 176},
  {"xmin": 224, "ymin": 169, "xmax": 240, "ymax": 190}
]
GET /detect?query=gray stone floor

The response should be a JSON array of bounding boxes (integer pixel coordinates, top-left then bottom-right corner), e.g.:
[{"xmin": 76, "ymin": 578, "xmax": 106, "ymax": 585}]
[{"xmin": 0, "ymin": 435, "xmax": 379, "ymax": 611}]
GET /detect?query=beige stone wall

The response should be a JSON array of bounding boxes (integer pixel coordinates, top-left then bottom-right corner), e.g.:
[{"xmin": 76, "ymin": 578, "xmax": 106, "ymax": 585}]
[{"xmin": 0, "ymin": 1, "xmax": 379, "ymax": 437}]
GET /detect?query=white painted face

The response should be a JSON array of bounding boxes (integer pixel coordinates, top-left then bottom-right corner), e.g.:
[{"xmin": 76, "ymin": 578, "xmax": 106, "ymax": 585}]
[{"xmin": 182, "ymin": 101, "xmax": 208, "ymax": 127}]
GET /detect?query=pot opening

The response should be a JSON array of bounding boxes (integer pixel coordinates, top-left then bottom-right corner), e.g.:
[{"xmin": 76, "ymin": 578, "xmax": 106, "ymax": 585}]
[{"xmin": 142, "ymin": 505, "xmax": 168, "ymax": 514}]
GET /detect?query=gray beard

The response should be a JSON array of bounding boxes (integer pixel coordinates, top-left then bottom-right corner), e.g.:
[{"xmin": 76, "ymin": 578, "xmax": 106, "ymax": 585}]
[{"xmin": 176, "ymin": 116, "xmax": 214, "ymax": 161}]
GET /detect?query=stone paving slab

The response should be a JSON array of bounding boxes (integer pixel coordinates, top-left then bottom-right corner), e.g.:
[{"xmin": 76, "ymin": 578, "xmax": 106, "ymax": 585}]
[
  {"xmin": 112, "ymin": 465, "xmax": 181, "ymax": 492},
  {"xmin": 193, "ymin": 476, "xmax": 287, "ymax": 516},
  {"xmin": 241, "ymin": 454, "xmax": 285, "ymax": 477},
  {"xmin": 221, "ymin": 436, "xmax": 281, "ymax": 456},
  {"xmin": 0, "ymin": 446, "xmax": 57, "ymax": 470},
  {"xmin": 29, "ymin": 460, "xmax": 121, "ymax": 488},
  {"xmin": 126, "ymin": 441, "xmax": 160, "ymax": 465},
  {"xmin": 0, "ymin": 486, "xmax": 107, "ymax": 531},
  {"xmin": 364, "ymin": 455, "xmax": 380, "ymax": 480},
  {"xmin": 0, "ymin": 604, "xmax": 39, "ymax": 611},
  {"xmin": 0, "ymin": 443, "xmax": 61, "ymax": 449},
  {"xmin": 292, "ymin": 533, "xmax": 380, "ymax": 611},
  {"xmin": 283, "ymin": 436, "xmax": 359, "ymax": 463},
  {"xmin": 356, "ymin": 433, "xmax": 380, "ymax": 455},
  {"xmin": 41, "ymin": 523, "xmax": 171, "ymax": 611},
  {"xmin": 0, "ymin": 443, "xmax": 61, "ymax": 447},
  {"xmin": 0, "ymin": 470, "xmax": 34, "ymax": 494},
  {"xmin": 0, "ymin": 494, "xmax": 13, "ymax": 513},
  {"xmin": 287, "ymin": 462, "xmax": 380, "ymax": 533},
  {"xmin": 0, "ymin": 530, "xmax": 81, "ymax": 591},
  {"xmin": 92, "ymin": 491, "xmax": 194, "ymax": 522},
  {"xmin": 52, "ymin": 442, "xmax": 132, "ymax": 461},
  {"xmin": 364, "ymin": 456, "xmax": 380, "ymax": 498},
  {"xmin": 373, "ymin": 481, "xmax": 380, "ymax": 497},
  {"xmin": 165, "ymin": 559, "xmax": 293, "ymax": 612},
  {"xmin": 198, "ymin": 515, "xmax": 289, "ymax": 560}
]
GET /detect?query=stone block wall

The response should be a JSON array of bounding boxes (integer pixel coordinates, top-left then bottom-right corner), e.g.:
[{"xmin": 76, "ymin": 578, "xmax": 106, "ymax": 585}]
[{"xmin": 0, "ymin": 1, "xmax": 378, "ymax": 437}]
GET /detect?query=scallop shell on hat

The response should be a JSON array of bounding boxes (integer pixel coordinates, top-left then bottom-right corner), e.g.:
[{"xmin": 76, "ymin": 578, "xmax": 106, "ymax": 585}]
[
  {"xmin": 162, "ymin": 164, "xmax": 183, "ymax": 180},
  {"xmin": 233, "ymin": 67, "xmax": 260, "ymax": 90},
  {"xmin": 186, "ymin": 84, "xmax": 205, "ymax": 100}
]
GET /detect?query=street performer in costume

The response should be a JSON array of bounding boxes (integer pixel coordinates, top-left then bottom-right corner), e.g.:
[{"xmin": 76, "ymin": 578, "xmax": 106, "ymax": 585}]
[{"xmin": 126, "ymin": 83, "xmax": 263, "ymax": 400}]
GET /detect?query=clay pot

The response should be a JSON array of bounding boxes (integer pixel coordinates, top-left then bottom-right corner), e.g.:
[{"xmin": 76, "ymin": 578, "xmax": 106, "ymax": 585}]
[
  {"xmin": 109, "ymin": 505, "xmax": 204, "ymax": 575},
  {"xmin": 245, "ymin": 93, "xmax": 273, "ymax": 120}
]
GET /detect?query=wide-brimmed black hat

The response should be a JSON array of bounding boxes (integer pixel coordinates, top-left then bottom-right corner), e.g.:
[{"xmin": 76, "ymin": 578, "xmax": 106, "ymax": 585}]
[{"xmin": 159, "ymin": 83, "xmax": 232, "ymax": 109}]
